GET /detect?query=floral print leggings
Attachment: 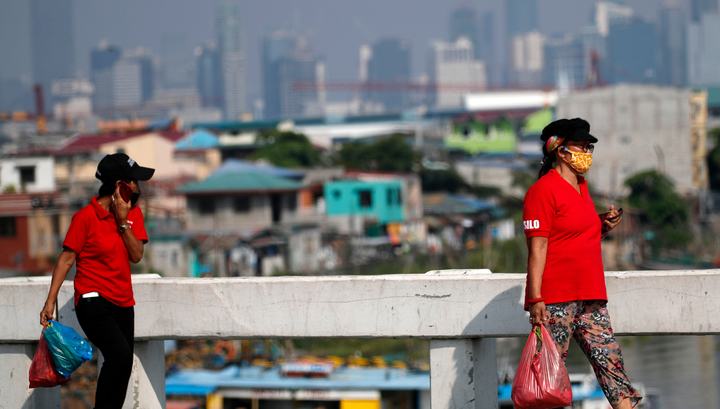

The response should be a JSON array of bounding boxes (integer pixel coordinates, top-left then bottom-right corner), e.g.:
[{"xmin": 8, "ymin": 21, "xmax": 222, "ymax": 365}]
[{"xmin": 543, "ymin": 300, "xmax": 643, "ymax": 408}]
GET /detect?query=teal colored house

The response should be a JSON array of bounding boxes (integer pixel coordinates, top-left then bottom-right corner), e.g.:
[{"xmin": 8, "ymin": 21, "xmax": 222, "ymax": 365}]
[{"xmin": 324, "ymin": 180, "xmax": 404, "ymax": 224}]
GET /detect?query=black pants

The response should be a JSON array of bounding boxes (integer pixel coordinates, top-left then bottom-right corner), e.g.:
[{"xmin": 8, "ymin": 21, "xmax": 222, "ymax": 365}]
[{"xmin": 76, "ymin": 296, "xmax": 134, "ymax": 409}]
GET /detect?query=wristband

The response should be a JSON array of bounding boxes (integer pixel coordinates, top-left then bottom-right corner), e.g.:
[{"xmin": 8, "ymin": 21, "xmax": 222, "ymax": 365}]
[{"xmin": 528, "ymin": 297, "xmax": 545, "ymax": 304}]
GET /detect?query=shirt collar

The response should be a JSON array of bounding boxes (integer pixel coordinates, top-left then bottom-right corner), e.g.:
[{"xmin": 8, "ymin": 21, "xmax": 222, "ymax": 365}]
[
  {"xmin": 91, "ymin": 196, "xmax": 113, "ymax": 219},
  {"xmin": 548, "ymin": 168, "xmax": 586, "ymax": 184}
]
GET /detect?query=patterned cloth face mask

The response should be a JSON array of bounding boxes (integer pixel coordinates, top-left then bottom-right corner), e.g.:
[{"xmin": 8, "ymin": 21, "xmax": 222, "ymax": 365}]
[{"xmin": 560, "ymin": 147, "xmax": 593, "ymax": 174}]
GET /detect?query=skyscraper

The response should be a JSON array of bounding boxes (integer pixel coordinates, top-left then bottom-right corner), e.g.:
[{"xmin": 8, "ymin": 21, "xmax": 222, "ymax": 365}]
[
  {"xmin": 216, "ymin": 0, "xmax": 247, "ymax": 120},
  {"xmin": 196, "ymin": 41, "xmax": 224, "ymax": 109},
  {"xmin": 506, "ymin": 0, "xmax": 539, "ymax": 38},
  {"xmin": 659, "ymin": 4, "xmax": 687, "ymax": 87},
  {"xmin": 30, "ymin": 0, "xmax": 75, "ymax": 111},
  {"xmin": 543, "ymin": 36, "xmax": 585, "ymax": 91},
  {"xmin": 430, "ymin": 37, "xmax": 486, "ymax": 108},
  {"xmin": 365, "ymin": 38, "xmax": 411, "ymax": 113},
  {"xmin": 691, "ymin": 0, "xmax": 718, "ymax": 23},
  {"xmin": 161, "ymin": 34, "xmax": 193, "ymax": 89},
  {"xmin": 510, "ymin": 32, "xmax": 545, "ymax": 87},
  {"xmin": 606, "ymin": 17, "xmax": 659, "ymax": 84},
  {"xmin": 449, "ymin": 6, "xmax": 481, "ymax": 60},
  {"xmin": 262, "ymin": 30, "xmax": 296, "ymax": 119},
  {"xmin": 480, "ymin": 11, "xmax": 499, "ymax": 85},
  {"xmin": 91, "ymin": 43, "xmax": 122, "ymax": 111},
  {"xmin": 688, "ymin": 13, "xmax": 720, "ymax": 86}
]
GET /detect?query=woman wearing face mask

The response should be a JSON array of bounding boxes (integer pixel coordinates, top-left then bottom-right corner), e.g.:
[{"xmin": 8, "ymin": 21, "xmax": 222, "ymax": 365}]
[
  {"xmin": 40, "ymin": 153, "xmax": 154, "ymax": 409},
  {"xmin": 522, "ymin": 119, "xmax": 642, "ymax": 409}
]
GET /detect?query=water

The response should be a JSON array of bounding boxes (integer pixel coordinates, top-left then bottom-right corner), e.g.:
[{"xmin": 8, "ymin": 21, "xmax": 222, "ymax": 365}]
[{"xmin": 498, "ymin": 335, "xmax": 720, "ymax": 408}]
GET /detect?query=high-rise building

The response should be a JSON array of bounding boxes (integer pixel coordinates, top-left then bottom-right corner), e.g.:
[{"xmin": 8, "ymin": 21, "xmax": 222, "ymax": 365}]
[
  {"xmin": 365, "ymin": 38, "xmax": 411, "ymax": 113},
  {"xmin": 91, "ymin": 43, "xmax": 122, "ymax": 111},
  {"xmin": 161, "ymin": 34, "xmax": 193, "ymax": 89},
  {"xmin": 510, "ymin": 31, "xmax": 545, "ymax": 87},
  {"xmin": 449, "ymin": 6, "xmax": 481, "ymax": 60},
  {"xmin": 594, "ymin": 1, "xmax": 634, "ymax": 36},
  {"xmin": 606, "ymin": 17, "xmax": 659, "ymax": 84},
  {"xmin": 691, "ymin": 0, "xmax": 718, "ymax": 23},
  {"xmin": 216, "ymin": 0, "xmax": 247, "ymax": 120},
  {"xmin": 688, "ymin": 13, "xmax": 720, "ymax": 86},
  {"xmin": 543, "ymin": 36, "xmax": 585, "ymax": 91},
  {"xmin": 262, "ymin": 30, "xmax": 296, "ymax": 119},
  {"xmin": 196, "ymin": 41, "xmax": 224, "ymax": 109},
  {"xmin": 112, "ymin": 58, "xmax": 143, "ymax": 107},
  {"xmin": 659, "ymin": 5, "xmax": 687, "ymax": 87},
  {"xmin": 430, "ymin": 37, "xmax": 486, "ymax": 109},
  {"xmin": 506, "ymin": 0, "xmax": 539, "ymax": 38},
  {"xmin": 30, "ymin": 0, "xmax": 75, "ymax": 111},
  {"xmin": 480, "ymin": 11, "xmax": 499, "ymax": 86}
]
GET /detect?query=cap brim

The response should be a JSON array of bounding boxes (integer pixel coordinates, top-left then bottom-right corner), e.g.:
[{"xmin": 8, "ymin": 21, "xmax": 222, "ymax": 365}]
[
  {"xmin": 568, "ymin": 130, "xmax": 598, "ymax": 143},
  {"xmin": 127, "ymin": 166, "xmax": 155, "ymax": 181}
]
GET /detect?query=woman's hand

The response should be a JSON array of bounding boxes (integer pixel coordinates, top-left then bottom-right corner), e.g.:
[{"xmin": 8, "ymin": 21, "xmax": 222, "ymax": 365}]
[
  {"xmin": 529, "ymin": 301, "xmax": 548, "ymax": 326},
  {"xmin": 602, "ymin": 205, "xmax": 623, "ymax": 233},
  {"xmin": 111, "ymin": 183, "xmax": 132, "ymax": 224},
  {"xmin": 40, "ymin": 300, "xmax": 54, "ymax": 327}
]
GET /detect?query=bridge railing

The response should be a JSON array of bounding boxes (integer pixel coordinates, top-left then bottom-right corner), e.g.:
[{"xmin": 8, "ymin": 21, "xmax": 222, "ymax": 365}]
[{"xmin": 3, "ymin": 269, "xmax": 720, "ymax": 409}]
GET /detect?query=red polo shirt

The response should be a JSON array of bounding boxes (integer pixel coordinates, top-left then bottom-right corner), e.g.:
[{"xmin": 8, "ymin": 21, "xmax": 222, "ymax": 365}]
[
  {"xmin": 63, "ymin": 197, "xmax": 148, "ymax": 307},
  {"xmin": 522, "ymin": 169, "xmax": 606, "ymax": 310}
]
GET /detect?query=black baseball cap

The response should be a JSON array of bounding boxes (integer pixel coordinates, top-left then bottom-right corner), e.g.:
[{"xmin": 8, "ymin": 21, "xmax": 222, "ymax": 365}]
[
  {"xmin": 95, "ymin": 153, "xmax": 155, "ymax": 184},
  {"xmin": 540, "ymin": 118, "xmax": 598, "ymax": 143}
]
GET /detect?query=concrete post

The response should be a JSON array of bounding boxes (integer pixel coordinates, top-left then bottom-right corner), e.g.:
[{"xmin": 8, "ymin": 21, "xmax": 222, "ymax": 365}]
[
  {"xmin": 97, "ymin": 341, "xmax": 165, "ymax": 409},
  {"xmin": 429, "ymin": 338, "xmax": 498, "ymax": 409},
  {"xmin": 0, "ymin": 343, "xmax": 61, "ymax": 409}
]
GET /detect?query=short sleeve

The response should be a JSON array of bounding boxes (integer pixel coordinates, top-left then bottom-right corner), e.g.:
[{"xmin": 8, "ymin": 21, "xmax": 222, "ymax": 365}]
[
  {"xmin": 523, "ymin": 182, "xmax": 555, "ymax": 238},
  {"xmin": 63, "ymin": 211, "xmax": 88, "ymax": 255},
  {"xmin": 130, "ymin": 207, "xmax": 149, "ymax": 243}
]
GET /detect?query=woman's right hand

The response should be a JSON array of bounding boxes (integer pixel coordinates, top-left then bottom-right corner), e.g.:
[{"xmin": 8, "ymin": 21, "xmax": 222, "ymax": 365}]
[
  {"xmin": 529, "ymin": 301, "xmax": 548, "ymax": 326},
  {"xmin": 40, "ymin": 300, "xmax": 54, "ymax": 327}
]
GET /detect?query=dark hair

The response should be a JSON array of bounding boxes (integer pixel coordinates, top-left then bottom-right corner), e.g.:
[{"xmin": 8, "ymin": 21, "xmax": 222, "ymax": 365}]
[
  {"xmin": 98, "ymin": 183, "xmax": 115, "ymax": 197},
  {"xmin": 539, "ymin": 143, "xmax": 561, "ymax": 178}
]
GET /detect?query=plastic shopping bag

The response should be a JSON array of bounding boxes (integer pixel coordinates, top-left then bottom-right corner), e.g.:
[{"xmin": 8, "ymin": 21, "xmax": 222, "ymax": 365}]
[
  {"xmin": 511, "ymin": 324, "xmax": 572, "ymax": 408},
  {"xmin": 29, "ymin": 333, "xmax": 72, "ymax": 388},
  {"xmin": 43, "ymin": 320, "xmax": 93, "ymax": 379}
]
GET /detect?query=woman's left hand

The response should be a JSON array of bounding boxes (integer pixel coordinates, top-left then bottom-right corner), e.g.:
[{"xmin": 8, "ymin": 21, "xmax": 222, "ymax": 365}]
[{"xmin": 603, "ymin": 205, "xmax": 622, "ymax": 232}]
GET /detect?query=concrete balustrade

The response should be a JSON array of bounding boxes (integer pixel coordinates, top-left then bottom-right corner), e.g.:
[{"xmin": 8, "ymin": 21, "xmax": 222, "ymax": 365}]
[{"xmin": 2, "ymin": 270, "xmax": 720, "ymax": 409}]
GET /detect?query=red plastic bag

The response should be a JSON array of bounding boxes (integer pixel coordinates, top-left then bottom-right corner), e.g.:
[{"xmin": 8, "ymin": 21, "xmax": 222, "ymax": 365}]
[
  {"xmin": 511, "ymin": 324, "xmax": 572, "ymax": 408},
  {"xmin": 29, "ymin": 333, "xmax": 71, "ymax": 388}
]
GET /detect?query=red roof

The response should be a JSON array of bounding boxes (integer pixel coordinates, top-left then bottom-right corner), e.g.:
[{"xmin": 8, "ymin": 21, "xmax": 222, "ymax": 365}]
[{"xmin": 53, "ymin": 131, "xmax": 186, "ymax": 156}]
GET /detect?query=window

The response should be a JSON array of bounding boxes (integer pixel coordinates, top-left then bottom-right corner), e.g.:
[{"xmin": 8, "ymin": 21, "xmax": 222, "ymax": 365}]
[
  {"xmin": 333, "ymin": 190, "xmax": 341, "ymax": 199},
  {"xmin": 18, "ymin": 166, "xmax": 35, "ymax": 185},
  {"xmin": 396, "ymin": 188, "xmax": 402, "ymax": 205},
  {"xmin": 197, "ymin": 196, "xmax": 215, "ymax": 215},
  {"xmin": 288, "ymin": 194, "xmax": 297, "ymax": 211},
  {"xmin": 387, "ymin": 188, "xmax": 394, "ymax": 205},
  {"xmin": 233, "ymin": 196, "xmax": 251, "ymax": 213},
  {"xmin": 358, "ymin": 190, "xmax": 372, "ymax": 208},
  {"xmin": 0, "ymin": 217, "xmax": 16, "ymax": 237}
]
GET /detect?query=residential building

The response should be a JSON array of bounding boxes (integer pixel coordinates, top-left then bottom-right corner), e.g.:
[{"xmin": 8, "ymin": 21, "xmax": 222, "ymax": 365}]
[
  {"xmin": 688, "ymin": 13, "xmax": 720, "ymax": 87},
  {"xmin": 30, "ymin": 0, "xmax": 74, "ymax": 112},
  {"xmin": 449, "ymin": 6, "xmax": 481, "ymax": 59},
  {"xmin": 51, "ymin": 78, "xmax": 93, "ymax": 121},
  {"xmin": 217, "ymin": 0, "xmax": 247, "ymax": 120},
  {"xmin": 365, "ymin": 38, "xmax": 411, "ymax": 113},
  {"xmin": 659, "ymin": 4, "xmax": 687, "ymax": 87},
  {"xmin": 324, "ymin": 179, "xmax": 405, "ymax": 235},
  {"xmin": 196, "ymin": 41, "xmax": 224, "ymax": 109},
  {"xmin": 429, "ymin": 37, "xmax": 487, "ymax": 109},
  {"xmin": 510, "ymin": 31, "xmax": 545, "ymax": 87},
  {"xmin": 606, "ymin": 17, "xmax": 659, "ymax": 84},
  {"xmin": 0, "ymin": 156, "xmax": 56, "ymax": 193},
  {"xmin": 556, "ymin": 85, "xmax": 707, "ymax": 196},
  {"xmin": 691, "ymin": 0, "xmax": 718, "ymax": 22}
]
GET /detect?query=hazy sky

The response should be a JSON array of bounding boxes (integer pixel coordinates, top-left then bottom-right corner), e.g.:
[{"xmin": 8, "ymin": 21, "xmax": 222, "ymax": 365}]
[{"xmin": 0, "ymin": 0, "xmax": 673, "ymax": 102}]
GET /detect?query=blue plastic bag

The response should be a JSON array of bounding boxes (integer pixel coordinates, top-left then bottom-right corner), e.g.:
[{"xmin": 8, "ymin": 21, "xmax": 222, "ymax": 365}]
[{"xmin": 43, "ymin": 320, "xmax": 93, "ymax": 379}]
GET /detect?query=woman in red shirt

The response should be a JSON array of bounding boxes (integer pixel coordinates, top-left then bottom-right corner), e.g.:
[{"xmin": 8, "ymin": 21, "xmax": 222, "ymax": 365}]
[
  {"xmin": 40, "ymin": 153, "xmax": 153, "ymax": 409},
  {"xmin": 523, "ymin": 118, "xmax": 642, "ymax": 408}
]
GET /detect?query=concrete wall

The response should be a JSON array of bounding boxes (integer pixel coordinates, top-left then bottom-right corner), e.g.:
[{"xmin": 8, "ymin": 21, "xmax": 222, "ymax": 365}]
[{"xmin": 557, "ymin": 84, "xmax": 693, "ymax": 196}]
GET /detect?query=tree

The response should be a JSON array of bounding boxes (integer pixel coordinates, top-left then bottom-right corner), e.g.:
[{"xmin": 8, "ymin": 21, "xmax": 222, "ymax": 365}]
[
  {"xmin": 249, "ymin": 130, "xmax": 322, "ymax": 168},
  {"xmin": 420, "ymin": 168, "xmax": 469, "ymax": 193},
  {"xmin": 334, "ymin": 134, "xmax": 419, "ymax": 172},
  {"xmin": 624, "ymin": 170, "xmax": 691, "ymax": 250}
]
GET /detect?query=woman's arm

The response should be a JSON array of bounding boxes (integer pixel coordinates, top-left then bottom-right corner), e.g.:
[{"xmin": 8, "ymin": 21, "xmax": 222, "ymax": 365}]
[
  {"xmin": 40, "ymin": 247, "xmax": 77, "ymax": 326},
  {"xmin": 111, "ymin": 185, "xmax": 145, "ymax": 263},
  {"xmin": 527, "ymin": 236, "xmax": 549, "ymax": 326}
]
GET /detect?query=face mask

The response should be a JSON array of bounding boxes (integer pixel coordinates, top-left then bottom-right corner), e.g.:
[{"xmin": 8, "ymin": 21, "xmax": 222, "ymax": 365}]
[
  {"xmin": 131, "ymin": 191, "xmax": 141, "ymax": 206},
  {"xmin": 561, "ymin": 148, "xmax": 592, "ymax": 174}
]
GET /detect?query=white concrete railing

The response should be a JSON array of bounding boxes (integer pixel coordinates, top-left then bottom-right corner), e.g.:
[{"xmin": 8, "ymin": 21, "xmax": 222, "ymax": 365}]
[{"xmin": 3, "ymin": 270, "xmax": 720, "ymax": 409}]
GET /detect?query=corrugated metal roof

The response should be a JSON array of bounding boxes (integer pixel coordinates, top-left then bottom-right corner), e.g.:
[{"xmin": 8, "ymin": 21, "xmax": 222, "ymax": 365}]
[
  {"xmin": 166, "ymin": 366, "xmax": 429, "ymax": 396},
  {"xmin": 177, "ymin": 172, "xmax": 303, "ymax": 195},
  {"xmin": 175, "ymin": 129, "xmax": 219, "ymax": 151},
  {"xmin": 209, "ymin": 159, "xmax": 305, "ymax": 180},
  {"xmin": 54, "ymin": 131, "xmax": 186, "ymax": 155}
]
